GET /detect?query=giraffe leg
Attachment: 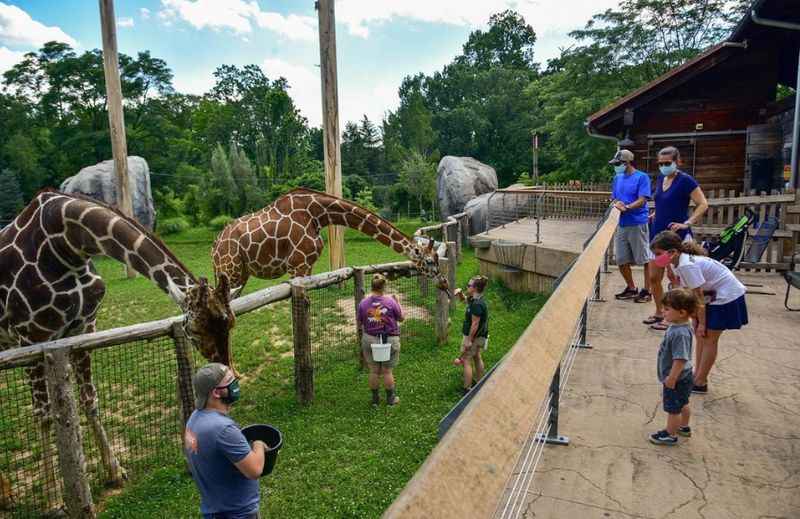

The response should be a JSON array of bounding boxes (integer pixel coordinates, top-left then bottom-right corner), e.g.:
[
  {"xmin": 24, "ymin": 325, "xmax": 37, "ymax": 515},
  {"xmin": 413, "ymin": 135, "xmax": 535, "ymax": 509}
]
[
  {"xmin": 25, "ymin": 361, "xmax": 62, "ymax": 513},
  {"xmin": 71, "ymin": 349, "xmax": 127, "ymax": 487}
]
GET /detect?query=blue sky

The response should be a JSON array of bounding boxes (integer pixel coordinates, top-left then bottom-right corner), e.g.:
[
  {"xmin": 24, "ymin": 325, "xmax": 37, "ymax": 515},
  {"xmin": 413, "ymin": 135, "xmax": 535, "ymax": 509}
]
[{"xmin": 1, "ymin": 0, "xmax": 617, "ymax": 127}]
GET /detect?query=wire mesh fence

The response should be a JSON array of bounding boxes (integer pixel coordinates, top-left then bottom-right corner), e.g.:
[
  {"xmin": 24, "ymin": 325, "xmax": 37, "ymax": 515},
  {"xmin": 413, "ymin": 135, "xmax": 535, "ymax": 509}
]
[{"xmin": 0, "ymin": 336, "xmax": 191, "ymax": 518}]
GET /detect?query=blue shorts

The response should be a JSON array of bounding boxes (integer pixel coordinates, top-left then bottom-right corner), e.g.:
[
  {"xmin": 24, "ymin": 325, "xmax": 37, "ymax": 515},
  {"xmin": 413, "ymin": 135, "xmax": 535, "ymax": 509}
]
[
  {"xmin": 663, "ymin": 376, "xmax": 693, "ymax": 414},
  {"xmin": 707, "ymin": 295, "xmax": 748, "ymax": 331}
]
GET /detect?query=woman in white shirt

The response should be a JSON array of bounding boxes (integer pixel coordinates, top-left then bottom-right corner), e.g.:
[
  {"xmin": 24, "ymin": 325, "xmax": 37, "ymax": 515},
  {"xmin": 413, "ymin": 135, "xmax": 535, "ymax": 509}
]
[{"xmin": 650, "ymin": 231, "xmax": 748, "ymax": 394}]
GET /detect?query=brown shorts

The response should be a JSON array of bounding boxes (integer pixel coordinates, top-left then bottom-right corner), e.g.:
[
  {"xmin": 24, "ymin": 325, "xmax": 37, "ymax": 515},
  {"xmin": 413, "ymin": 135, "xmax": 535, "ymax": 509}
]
[
  {"xmin": 460, "ymin": 336, "xmax": 486, "ymax": 359},
  {"xmin": 361, "ymin": 334, "xmax": 401, "ymax": 369}
]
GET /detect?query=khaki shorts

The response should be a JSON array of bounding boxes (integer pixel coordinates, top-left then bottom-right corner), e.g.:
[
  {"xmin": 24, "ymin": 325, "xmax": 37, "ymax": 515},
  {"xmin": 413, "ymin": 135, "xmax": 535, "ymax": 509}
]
[
  {"xmin": 460, "ymin": 336, "xmax": 486, "ymax": 359},
  {"xmin": 615, "ymin": 223, "xmax": 653, "ymax": 266},
  {"xmin": 361, "ymin": 334, "xmax": 401, "ymax": 369}
]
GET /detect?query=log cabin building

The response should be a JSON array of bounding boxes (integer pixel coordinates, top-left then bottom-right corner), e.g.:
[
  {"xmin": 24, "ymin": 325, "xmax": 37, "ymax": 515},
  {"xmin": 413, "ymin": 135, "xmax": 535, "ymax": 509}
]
[{"xmin": 586, "ymin": 0, "xmax": 800, "ymax": 194}]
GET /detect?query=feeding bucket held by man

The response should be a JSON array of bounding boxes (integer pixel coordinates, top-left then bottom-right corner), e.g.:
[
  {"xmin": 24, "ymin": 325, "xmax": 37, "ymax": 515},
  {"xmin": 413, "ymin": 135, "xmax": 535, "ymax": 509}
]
[{"xmin": 241, "ymin": 424, "xmax": 283, "ymax": 477}]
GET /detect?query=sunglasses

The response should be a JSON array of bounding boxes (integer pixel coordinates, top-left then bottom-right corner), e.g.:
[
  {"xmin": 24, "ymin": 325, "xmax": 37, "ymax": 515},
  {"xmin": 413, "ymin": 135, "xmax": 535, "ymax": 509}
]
[
  {"xmin": 215, "ymin": 378, "xmax": 238, "ymax": 390},
  {"xmin": 657, "ymin": 161, "xmax": 674, "ymax": 167}
]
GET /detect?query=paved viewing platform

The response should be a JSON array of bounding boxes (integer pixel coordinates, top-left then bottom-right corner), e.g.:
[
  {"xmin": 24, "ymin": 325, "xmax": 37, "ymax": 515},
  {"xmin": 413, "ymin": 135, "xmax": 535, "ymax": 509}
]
[{"xmin": 520, "ymin": 271, "xmax": 800, "ymax": 518}]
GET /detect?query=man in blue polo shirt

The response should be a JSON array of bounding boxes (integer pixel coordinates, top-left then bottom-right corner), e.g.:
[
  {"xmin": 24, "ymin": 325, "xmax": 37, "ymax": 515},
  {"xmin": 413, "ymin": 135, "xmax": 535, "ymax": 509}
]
[{"xmin": 610, "ymin": 149, "xmax": 653, "ymax": 302}]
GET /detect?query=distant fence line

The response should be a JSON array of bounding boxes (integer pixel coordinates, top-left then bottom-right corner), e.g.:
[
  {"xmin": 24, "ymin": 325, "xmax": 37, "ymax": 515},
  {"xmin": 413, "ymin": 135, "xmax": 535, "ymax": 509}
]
[{"xmin": 0, "ymin": 237, "xmax": 458, "ymax": 517}]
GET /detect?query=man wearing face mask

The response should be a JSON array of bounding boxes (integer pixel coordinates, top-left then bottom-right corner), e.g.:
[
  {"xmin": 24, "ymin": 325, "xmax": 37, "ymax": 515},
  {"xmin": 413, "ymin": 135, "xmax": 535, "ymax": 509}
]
[
  {"xmin": 643, "ymin": 146, "xmax": 709, "ymax": 331},
  {"xmin": 610, "ymin": 149, "xmax": 653, "ymax": 302},
  {"xmin": 184, "ymin": 363, "xmax": 266, "ymax": 519}
]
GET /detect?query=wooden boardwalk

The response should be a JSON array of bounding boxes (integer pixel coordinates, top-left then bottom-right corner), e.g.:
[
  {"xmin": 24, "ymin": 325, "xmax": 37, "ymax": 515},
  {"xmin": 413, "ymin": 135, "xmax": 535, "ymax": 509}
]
[{"xmin": 512, "ymin": 271, "xmax": 800, "ymax": 519}]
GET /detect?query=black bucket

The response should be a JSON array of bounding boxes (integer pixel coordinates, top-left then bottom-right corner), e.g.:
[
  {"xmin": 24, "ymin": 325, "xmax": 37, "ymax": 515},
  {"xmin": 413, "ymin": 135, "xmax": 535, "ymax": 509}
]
[{"xmin": 241, "ymin": 424, "xmax": 283, "ymax": 477}]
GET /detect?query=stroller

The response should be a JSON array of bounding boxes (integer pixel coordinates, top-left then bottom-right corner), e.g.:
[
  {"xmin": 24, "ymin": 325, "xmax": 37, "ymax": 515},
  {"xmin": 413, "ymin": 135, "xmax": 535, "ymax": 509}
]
[{"xmin": 702, "ymin": 208, "xmax": 756, "ymax": 269}]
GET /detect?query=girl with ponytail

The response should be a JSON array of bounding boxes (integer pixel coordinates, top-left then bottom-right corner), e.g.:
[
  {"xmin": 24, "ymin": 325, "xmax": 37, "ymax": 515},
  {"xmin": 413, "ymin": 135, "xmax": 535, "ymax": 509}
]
[{"xmin": 649, "ymin": 231, "xmax": 748, "ymax": 395}]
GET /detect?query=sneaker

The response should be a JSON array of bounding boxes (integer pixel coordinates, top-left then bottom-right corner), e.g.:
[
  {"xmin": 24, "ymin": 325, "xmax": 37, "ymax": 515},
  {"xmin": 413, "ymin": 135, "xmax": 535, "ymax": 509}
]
[
  {"xmin": 678, "ymin": 426, "xmax": 691, "ymax": 437},
  {"xmin": 634, "ymin": 289, "xmax": 652, "ymax": 303},
  {"xmin": 692, "ymin": 384, "xmax": 708, "ymax": 394},
  {"xmin": 649, "ymin": 430, "xmax": 678, "ymax": 445},
  {"xmin": 615, "ymin": 287, "xmax": 638, "ymax": 300}
]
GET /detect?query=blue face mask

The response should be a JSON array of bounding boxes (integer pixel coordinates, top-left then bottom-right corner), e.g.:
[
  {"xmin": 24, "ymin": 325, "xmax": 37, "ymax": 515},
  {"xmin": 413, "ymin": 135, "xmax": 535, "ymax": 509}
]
[
  {"xmin": 659, "ymin": 162, "xmax": 677, "ymax": 176},
  {"xmin": 613, "ymin": 164, "xmax": 626, "ymax": 174}
]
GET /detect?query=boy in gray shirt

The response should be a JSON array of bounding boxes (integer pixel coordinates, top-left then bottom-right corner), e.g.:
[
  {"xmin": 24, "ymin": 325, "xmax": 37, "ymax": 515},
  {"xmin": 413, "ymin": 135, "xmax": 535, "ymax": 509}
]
[{"xmin": 650, "ymin": 288, "xmax": 697, "ymax": 445}]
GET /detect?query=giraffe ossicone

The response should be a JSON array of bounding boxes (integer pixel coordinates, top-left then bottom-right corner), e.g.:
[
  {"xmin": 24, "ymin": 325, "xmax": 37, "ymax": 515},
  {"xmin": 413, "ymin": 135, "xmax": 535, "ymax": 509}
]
[
  {"xmin": 212, "ymin": 188, "xmax": 449, "ymax": 293},
  {"xmin": 0, "ymin": 189, "xmax": 236, "ymax": 508}
]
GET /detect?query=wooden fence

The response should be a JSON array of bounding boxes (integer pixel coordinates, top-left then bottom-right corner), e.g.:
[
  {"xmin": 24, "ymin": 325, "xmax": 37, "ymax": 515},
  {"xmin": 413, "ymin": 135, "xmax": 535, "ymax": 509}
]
[{"xmin": 0, "ymin": 241, "xmax": 457, "ymax": 518}]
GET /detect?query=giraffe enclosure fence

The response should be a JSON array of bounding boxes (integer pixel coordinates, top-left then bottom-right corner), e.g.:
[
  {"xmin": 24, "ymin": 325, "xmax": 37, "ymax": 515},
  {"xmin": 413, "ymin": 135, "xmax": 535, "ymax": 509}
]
[{"xmin": 0, "ymin": 243, "xmax": 457, "ymax": 517}]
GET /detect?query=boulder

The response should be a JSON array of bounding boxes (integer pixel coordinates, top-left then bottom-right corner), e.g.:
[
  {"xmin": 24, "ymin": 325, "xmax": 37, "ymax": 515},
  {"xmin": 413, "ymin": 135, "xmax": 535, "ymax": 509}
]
[
  {"xmin": 60, "ymin": 156, "xmax": 156, "ymax": 230},
  {"xmin": 437, "ymin": 156, "xmax": 498, "ymax": 220},
  {"xmin": 463, "ymin": 192, "xmax": 493, "ymax": 235}
]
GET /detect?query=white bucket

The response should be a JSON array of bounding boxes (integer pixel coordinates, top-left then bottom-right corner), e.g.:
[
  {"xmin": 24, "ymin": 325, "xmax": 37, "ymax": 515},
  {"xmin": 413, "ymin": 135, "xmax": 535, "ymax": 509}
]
[{"xmin": 370, "ymin": 342, "xmax": 391, "ymax": 362}]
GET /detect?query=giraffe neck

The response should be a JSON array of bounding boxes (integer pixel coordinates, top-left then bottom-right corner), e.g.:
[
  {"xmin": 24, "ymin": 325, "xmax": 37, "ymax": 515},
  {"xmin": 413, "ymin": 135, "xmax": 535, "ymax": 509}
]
[
  {"xmin": 38, "ymin": 191, "xmax": 196, "ymax": 292},
  {"xmin": 307, "ymin": 192, "xmax": 415, "ymax": 255}
]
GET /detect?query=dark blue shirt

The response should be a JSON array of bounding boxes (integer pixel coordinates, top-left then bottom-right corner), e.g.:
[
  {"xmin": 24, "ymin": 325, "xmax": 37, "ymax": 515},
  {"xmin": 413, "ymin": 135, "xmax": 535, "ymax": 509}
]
[
  {"xmin": 185, "ymin": 410, "xmax": 259, "ymax": 518},
  {"xmin": 651, "ymin": 171, "xmax": 699, "ymax": 240},
  {"xmin": 612, "ymin": 169, "xmax": 651, "ymax": 227}
]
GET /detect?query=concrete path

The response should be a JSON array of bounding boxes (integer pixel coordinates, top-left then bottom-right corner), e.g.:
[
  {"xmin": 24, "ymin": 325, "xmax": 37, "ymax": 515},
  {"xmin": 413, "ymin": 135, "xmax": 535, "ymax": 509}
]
[{"xmin": 519, "ymin": 272, "xmax": 800, "ymax": 519}]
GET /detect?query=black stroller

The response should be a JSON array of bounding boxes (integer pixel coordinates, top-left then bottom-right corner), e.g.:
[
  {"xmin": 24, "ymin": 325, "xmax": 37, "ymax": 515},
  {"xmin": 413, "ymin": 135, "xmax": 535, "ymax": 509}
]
[{"xmin": 703, "ymin": 207, "xmax": 780, "ymax": 271}]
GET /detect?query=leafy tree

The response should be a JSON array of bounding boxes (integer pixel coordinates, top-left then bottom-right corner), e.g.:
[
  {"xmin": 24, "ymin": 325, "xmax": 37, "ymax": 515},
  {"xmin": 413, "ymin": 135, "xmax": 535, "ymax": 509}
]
[
  {"xmin": 399, "ymin": 150, "xmax": 437, "ymax": 212},
  {"xmin": 229, "ymin": 143, "xmax": 262, "ymax": 213},
  {"xmin": 0, "ymin": 169, "xmax": 24, "ymax": 222},
  {"xmin": 206, "ymin": 144, "xmax": 237, "ymax": 216},
  {"xmin": 354, "ymin": 186, "xmax": 379, "ymax": 213}
]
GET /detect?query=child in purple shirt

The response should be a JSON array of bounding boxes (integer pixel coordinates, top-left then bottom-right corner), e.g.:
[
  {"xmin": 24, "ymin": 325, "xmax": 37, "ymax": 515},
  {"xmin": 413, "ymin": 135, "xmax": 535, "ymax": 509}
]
[{"xmin": 357, "ymin": 274, "xmax": 404, "ymax": 406}]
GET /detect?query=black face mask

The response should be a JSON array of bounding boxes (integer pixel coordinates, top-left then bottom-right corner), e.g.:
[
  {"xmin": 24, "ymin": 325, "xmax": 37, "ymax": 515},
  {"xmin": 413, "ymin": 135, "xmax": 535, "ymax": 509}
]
[{"xmin": 217, "ymin": 378, "xmax": 241, "ymax": 405}]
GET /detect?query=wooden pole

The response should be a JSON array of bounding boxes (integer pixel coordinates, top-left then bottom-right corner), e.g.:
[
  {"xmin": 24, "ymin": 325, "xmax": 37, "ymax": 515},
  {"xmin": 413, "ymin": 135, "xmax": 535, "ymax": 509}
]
[
  {"xmin": 353, "ymin": 268, "xmax": 366, "ymax": 370},
  {"xmin": 434, "ymin": 270, "xmax": 449, "ymax": 346},
  {"xmin": 446, "ymin": 242, "xmax": 457, "ymax": 310},
  {"xmin": 171, "ymin": 323, "xmax": 195, "ymax": 427},
  {"xmin": 45, "ymin": 348, "xmax": 95, "ymax": 518},
  {"xmin": 98, "ymin": 0, "xmax": 135, "ymax": 279},
  {"xmin": 291, "ymin": 283, "xmax": 314, "ymax": 405},
  {"xmin": 316, "ymin": 0, "xmax": 346, "ymax": 270}
]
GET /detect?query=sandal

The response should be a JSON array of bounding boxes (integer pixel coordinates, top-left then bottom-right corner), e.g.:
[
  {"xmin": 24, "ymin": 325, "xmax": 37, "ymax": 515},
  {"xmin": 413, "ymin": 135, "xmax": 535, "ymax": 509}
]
[
  {"xmin": 649, "ymin": 321, "xmax": 669, "ymax": 331},
  {"xmin": 642, "ymin": 315, "xmax": 663, "ymax": 325}
]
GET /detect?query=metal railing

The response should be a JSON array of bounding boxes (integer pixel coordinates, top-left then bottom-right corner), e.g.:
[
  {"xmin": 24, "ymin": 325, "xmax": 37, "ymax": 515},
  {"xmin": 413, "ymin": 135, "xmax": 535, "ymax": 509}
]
[{"xmin": 486, "ymin": 189, "xmax": 612, "ymax": 234}]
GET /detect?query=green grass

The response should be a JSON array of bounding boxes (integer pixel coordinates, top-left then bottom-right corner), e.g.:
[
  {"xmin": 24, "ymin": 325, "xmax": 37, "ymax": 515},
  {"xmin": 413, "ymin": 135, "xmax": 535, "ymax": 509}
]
[{"xmin": 52, "ymin": 221, "xmax": 545, "ymax": 518}]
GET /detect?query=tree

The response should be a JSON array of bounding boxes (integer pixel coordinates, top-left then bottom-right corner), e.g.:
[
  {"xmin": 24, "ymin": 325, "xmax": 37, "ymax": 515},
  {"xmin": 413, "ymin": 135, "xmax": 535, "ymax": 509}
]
[
  {"xmin": 0, "ymin": 169, "xmax": 24, "ymax": 222},
  {"xmin": 229, "ymin": 143, "xmax": 261, "ymax": 213},
  {"xmin": 399, "ymin": 150, "xmax": 436, "ymax": 213},
  {"xmin": 206, "ymin": 144, "xmax": 237, "ymax": 216}
]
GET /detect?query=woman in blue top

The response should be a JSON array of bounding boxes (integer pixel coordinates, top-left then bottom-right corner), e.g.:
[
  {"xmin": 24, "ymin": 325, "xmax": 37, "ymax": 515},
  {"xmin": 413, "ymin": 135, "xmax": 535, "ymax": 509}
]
[{"xmin": 644, "ymin": 147, "xmax": 709, "ymax": 330}]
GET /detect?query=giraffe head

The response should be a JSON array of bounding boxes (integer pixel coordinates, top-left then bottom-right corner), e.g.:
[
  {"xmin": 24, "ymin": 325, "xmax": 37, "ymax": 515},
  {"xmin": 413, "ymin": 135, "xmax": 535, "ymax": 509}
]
[
  {"xmin": 408, "ymin": 237, "xmax": 450, "ymax": 293},
  {"xmin": 167, "ymin": 275, "xmax": 237, "ymax": 369}
]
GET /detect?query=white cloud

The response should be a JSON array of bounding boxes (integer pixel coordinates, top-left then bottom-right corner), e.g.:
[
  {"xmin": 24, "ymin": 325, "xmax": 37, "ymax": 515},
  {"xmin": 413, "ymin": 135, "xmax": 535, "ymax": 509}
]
[
  {"xmin": 158, "ymin": 0, "xmax": 316, "ymax": 41},
  {"xmin": 0, "ymin": 45, "xmax": 25, "ymax": 74},
  {"xmin": 336, "ymin": 0, "xmax": 617, "ymax": 47},
  {"xmin": 118, "ymin": 17, "xmax": 135, "ymax": 28},
  {"xmin": 140, "ymin": 7, "xmax": 151, "ymax": 20},
  {"xmin": 0, "ymin": 2, "xmax": 76, "ymax": 48},
  {"xmin": 261, "ymin": 57, "xmax": 400, "ymax": 130}
]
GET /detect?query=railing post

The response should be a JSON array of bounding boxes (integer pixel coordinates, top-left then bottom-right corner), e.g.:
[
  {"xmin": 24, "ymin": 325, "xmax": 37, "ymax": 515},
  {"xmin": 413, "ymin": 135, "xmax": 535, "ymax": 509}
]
[
  {"xmin": 535, "ymin": 363, "xmax": 569, "ymax": 446},
  {"xmin": 44, "ymin": 347, "xmax": 96, "ymax": 518},
  {"xmin": 171, "ymin": 322, "xmax": 195, "ymax": 428},
  {"xmin": 577, "ymin": 300, "xmax": 592, "ymax": 349},
  {"xmin": 291, "ymin": 282, "xmax": 314, "ymax": 405},
  {"xmin": 353, "ymin": 268, "xmax": 366, "ymax": 370},
  {"xmin": 434, "ymin": 248, "xmax": 454, "ymax": 345},
  {"xmin": 590, "ymin": 268, "xmax": 605, "ymax": 303}
]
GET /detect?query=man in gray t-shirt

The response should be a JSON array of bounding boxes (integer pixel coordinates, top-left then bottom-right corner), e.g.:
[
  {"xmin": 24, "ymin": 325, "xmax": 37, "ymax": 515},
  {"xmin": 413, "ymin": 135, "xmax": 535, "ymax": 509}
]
[{"xmin": 184, "ymin": 363, "xmax": 267, "ymax": 519}]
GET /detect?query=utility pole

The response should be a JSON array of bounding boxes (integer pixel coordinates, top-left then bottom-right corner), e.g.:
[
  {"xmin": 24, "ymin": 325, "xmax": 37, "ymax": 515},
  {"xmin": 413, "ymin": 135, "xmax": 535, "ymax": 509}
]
[
  {"xmin": 532, "ymin": 132, "xmax": 540, "ymax": 185},
  {"xmin": 316, "ymin": 0, "xmax": 346, "ymax": 270},
  {"xmin": 99, "ymin": 0, "xmax": 135, "ymax": 278}
]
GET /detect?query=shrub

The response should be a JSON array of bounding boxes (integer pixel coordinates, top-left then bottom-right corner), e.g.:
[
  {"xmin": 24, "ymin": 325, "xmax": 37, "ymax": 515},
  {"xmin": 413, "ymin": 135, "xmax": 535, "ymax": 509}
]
[
  {"xmin": 209, "ymin": 215, "xmax": 234, "ymax": 231},
  {"xmin": 159, "ymin": 216, "xmax": 190, "ymax": 235}
]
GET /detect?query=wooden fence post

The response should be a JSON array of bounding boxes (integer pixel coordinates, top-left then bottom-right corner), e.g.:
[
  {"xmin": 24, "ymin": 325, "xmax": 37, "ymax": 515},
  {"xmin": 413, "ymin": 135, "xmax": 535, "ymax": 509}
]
[
  {"xmin": 44, "ymin": 347, "xmax": 95, "ymax": 518},
  {"xmin": 435, "ymin": 254, "xmax": 452, "ymax": 345},
  {"xmin": 353, "ymin": 268, "xmax": 365, "ymax": 370},
  {"xmin": 291, "ymin": 283, "xmax": 314, "ymax": 405},
  {"xmin": 171, "ymin": 323, "xmax": 195, "ymax": 427},
  {"xmin": 455, "ymin": 222, "xmax": 463, "ymax": 262},
  {"xmin": 446, "ymin": 241, "xmax": 458, "ymax": 311},
  {"xmin": 460, "ymin": 214, "xmax": 470, "ymax": 247}
]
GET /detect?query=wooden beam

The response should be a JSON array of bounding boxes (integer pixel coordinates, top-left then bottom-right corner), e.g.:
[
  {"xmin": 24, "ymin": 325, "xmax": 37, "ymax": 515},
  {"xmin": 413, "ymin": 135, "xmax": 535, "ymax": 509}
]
[
  {"xmin": 317, "ymin": 0, "xmax": 345, "ymax": 271},
  {"xmin": 384, "ymin": 209, "xmax": 620, "ymax": 518},
  {"xmin": 98, "ymin": 0, "xmax": 135, "ymax": 279},
  {"xmin": 291, "ymin": 283, "xmax": 314, "ymax": 405}
]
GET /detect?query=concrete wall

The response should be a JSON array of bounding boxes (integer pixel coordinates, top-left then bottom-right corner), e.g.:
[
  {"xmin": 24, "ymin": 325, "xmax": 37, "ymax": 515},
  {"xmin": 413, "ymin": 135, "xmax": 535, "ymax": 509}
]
[{"xmin": 474, "ymin": 242, "xmax": 580, "ymax": 293}]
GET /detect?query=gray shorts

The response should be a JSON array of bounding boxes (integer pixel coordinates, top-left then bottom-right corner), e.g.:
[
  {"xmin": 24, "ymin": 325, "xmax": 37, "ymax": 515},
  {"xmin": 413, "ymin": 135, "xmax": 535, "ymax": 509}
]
[
  {"xmin": 361, "ymin": 334, "xmax": 400, "ymax": 369},
  {"xmin": 615, "ymin": 224, "xmax": 652, "ymax": 266}
]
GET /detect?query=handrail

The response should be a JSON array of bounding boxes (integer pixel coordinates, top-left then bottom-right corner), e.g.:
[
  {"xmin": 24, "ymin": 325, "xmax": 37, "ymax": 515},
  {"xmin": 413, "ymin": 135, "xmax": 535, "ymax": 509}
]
[{"xmin": 383, "ymin": 208, "xmax": 620, "ymax": 519}]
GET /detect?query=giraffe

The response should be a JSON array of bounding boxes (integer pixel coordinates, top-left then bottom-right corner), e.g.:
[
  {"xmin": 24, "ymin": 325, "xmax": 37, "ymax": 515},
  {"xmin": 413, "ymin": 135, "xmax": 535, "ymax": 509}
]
[
  {"xmin": 212, "ymin": 188, "xmax": 449, "ymax": 294},
  {"xmin": 0, "ymin": 189, "xmax": 236, "ymax": 510}
]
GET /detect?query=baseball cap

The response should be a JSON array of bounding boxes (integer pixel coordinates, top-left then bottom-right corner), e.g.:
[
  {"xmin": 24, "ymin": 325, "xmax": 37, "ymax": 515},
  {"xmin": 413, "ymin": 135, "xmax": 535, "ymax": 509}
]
[
  {"xmin": 193, "ymin": 363, "xmax": 228, "ymax": 409},
  {"xmin": 608, "ymin": 149, "xmax": 634, "ymax": 164}
]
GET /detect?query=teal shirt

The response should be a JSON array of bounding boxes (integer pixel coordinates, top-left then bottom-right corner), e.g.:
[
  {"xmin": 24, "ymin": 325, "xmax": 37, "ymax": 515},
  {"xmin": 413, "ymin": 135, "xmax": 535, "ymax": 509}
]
[{"xmin": 462, "ymin": 296, "xmax": 489, "ymax": 338}]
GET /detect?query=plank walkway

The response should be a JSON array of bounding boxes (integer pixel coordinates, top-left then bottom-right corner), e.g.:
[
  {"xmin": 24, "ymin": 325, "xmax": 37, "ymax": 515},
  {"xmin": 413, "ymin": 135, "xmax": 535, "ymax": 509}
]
[{"xmin": 510, "ymin": 271, "xmax": 800, "ymax": 519}]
